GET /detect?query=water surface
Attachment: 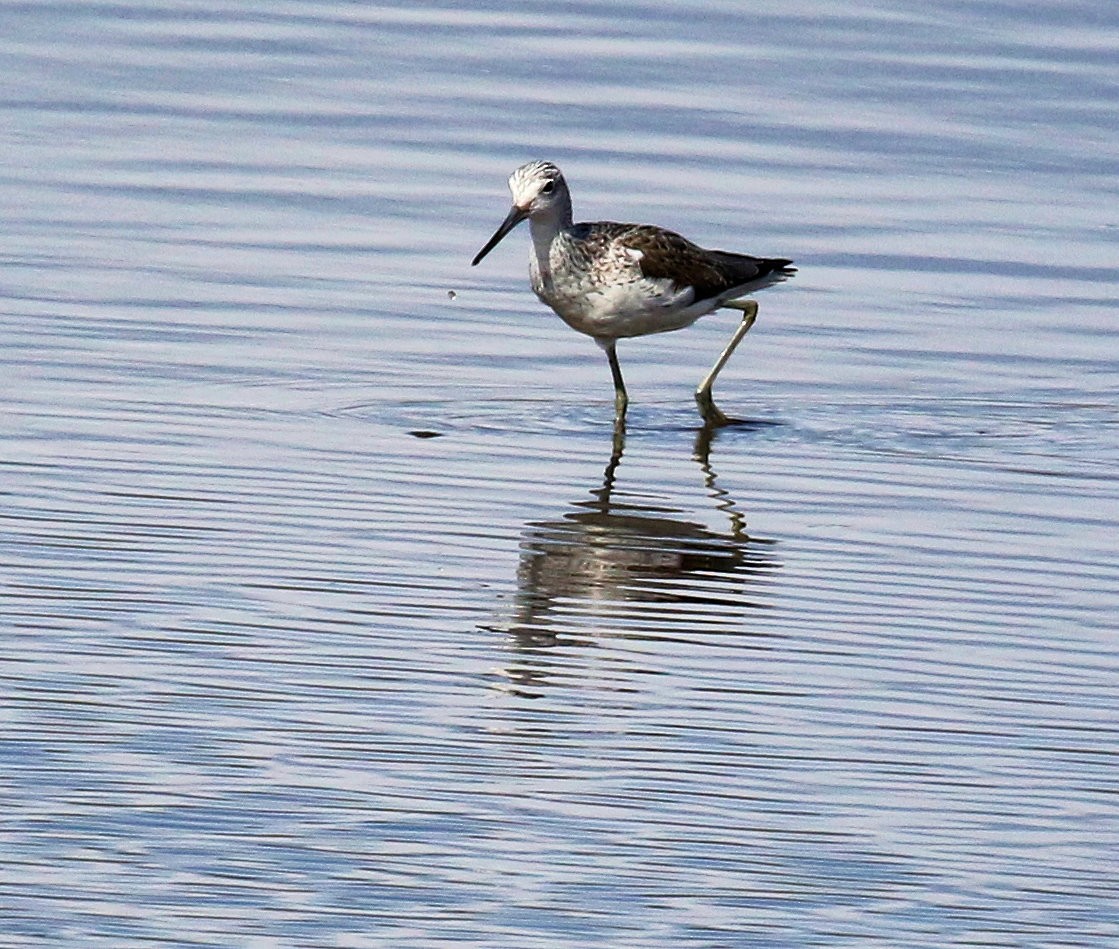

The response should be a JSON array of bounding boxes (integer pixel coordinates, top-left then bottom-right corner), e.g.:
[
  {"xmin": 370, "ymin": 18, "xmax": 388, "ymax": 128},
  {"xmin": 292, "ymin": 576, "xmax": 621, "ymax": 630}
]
[{"xmin": 1, "ymin": 1, "xmax": 1117, "ymax": 946}]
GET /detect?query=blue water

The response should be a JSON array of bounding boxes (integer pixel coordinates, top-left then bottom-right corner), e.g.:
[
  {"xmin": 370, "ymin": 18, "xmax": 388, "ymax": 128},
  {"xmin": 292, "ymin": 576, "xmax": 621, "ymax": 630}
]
[{"xmin": 1, "ymin": 1, "xmax": 1117, "ymax": 946}]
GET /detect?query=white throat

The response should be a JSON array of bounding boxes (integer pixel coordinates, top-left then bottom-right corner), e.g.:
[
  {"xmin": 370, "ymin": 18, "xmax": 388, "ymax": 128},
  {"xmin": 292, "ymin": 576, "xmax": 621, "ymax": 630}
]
[{"xmin": 527, "ymin": 213, "xmax": 562, "ymax": 288}]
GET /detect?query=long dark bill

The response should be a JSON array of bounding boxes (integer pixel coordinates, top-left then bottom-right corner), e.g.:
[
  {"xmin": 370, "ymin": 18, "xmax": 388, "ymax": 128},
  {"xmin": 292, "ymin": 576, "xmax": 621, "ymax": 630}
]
[{"xmin": 471, "ymin": 205, "xmax": 528, "ymax": 266}]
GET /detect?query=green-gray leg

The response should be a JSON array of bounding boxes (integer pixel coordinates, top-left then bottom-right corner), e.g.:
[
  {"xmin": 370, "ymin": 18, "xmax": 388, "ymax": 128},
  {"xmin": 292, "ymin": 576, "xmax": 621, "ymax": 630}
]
[
  {"xmin": 695, "ymin": 299, "xmax": 758, "ymax": 426},
  {"xmin": 605, "ymin": 341, "xmax": 628, "ymax": 420}
]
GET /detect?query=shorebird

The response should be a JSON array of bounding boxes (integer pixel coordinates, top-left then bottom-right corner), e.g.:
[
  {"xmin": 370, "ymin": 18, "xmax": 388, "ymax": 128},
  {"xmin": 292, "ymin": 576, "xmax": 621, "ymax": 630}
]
[{"xmin": 471, "ymin": 160, "xmax": 794, "ymax": 425}]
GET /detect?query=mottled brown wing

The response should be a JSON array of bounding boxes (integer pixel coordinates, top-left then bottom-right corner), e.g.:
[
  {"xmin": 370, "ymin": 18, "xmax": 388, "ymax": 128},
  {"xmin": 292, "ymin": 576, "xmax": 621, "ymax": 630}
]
[{"xmin": 616, "ymin": 224, "xmax": 793, "ymax": 303}]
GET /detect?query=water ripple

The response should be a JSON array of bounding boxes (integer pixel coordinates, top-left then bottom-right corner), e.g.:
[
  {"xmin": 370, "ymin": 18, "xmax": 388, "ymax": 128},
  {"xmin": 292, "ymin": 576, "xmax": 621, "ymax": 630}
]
[{"xmin": 2, "ymin": 0, "xmax": 1117, "ymax": 946}]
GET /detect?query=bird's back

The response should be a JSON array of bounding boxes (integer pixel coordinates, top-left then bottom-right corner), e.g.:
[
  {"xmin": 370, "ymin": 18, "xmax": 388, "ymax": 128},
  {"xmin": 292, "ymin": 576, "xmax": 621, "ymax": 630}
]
[{"xmin": 539, "ymin": 221, "xmax": 791, "ymax": 341}]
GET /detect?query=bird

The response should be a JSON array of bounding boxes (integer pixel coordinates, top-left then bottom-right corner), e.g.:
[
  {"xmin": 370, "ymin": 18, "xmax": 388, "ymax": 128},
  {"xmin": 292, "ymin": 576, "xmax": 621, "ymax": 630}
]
[{"xmin": 471, "ymin": 160, "xmax": 794, "ymax": 426}]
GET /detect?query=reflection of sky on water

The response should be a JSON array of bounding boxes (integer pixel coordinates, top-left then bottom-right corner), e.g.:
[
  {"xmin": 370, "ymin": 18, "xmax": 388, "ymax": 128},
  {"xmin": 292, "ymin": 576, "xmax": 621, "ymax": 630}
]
[{"xmin": 1, "ymin": 0, "xmax": 1117, "ymax": 945}]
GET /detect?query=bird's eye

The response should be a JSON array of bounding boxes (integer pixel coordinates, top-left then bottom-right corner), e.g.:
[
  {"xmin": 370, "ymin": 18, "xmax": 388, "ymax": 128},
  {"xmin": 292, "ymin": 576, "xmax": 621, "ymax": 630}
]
[{"xmin": 540, "ymin": 181, "xmax": 555, "ymax": 194}]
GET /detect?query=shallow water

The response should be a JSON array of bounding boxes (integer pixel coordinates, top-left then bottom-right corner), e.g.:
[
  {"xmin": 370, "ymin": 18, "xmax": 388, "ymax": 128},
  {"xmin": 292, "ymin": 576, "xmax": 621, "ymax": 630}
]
[{"xmin": 2, "ymin": 1, "xmax": 1117, "ymax": 946}]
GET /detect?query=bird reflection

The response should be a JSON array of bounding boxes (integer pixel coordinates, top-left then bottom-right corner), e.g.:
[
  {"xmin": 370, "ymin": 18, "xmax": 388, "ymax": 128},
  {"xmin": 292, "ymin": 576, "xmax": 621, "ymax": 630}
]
[{"xmin": 495, "ymin": 420, "xmax": 780, "ymax": 693}]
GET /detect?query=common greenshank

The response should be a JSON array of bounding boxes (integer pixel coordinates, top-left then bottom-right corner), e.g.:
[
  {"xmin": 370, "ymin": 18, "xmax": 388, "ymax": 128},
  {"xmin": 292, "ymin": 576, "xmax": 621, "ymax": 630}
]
[{"xmin": 472, "ymin": 160, "xmax": 794, "ymax": 426}]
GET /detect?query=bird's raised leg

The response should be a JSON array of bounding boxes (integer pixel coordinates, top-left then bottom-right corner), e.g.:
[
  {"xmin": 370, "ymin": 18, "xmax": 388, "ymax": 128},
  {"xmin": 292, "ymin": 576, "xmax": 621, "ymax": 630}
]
[
  {"xmin": 695, "ymin": 299, "xmax": 758, "ymax": 426},
  {"xmin": 604, "ymin": 341, "xmax": 628, "ymax": 420}
]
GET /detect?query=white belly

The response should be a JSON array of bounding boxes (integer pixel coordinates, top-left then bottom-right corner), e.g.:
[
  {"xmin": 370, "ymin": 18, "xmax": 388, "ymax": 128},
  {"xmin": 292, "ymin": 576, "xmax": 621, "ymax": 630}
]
[{"xmin": 531, "ymin": 256, "xmax": 712, "ymax": 342}]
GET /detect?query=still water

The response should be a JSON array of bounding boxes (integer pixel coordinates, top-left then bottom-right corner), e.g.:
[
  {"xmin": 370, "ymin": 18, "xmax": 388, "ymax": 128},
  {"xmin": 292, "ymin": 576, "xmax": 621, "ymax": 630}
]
[{"xmin": 2, "ymin": 1, "xmax": 1117, "ymax": 946}]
